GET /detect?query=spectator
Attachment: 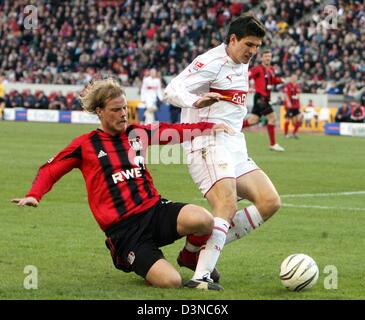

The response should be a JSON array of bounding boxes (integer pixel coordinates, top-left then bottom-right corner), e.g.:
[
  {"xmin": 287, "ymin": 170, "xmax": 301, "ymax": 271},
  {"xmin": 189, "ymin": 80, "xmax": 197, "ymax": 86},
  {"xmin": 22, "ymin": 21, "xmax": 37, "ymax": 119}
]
[
  {"xmin": 344, "ymin": 80, "xmax": 364, "ymax": 100},
  {"xmin": 0, "ymin": 0, "xmax": 362, "ymax": 95},
  {"xmin": 35, "ymin": 91, "xmax": 49, "ymax": 110},
  {"xmin": 335, "ymin": 103, "xmax": 352, "ymax": 123},
  {"xmin": 22, "ymin": 90, "xmax": 36, "ymax": 109},
  {"xmin": 49, "ymin": 92, "xmax": 67, "ymax": 110},
  {"xmin": 326, "ymin": 81, "xmax": 342, "ymax": 95},
  {"xmin": 9, "ymin": 90, "xmax": 23, "ymax": 108},
  {"xmin": 350, "ymin": 102, "xmax": 365, "ymax": 123}
]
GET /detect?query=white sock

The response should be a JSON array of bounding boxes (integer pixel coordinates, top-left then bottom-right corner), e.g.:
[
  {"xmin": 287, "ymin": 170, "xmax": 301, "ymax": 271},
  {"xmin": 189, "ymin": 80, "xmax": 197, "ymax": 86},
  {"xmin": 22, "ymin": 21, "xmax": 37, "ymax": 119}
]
[
  {"xmin": 193, "ymin": 217, "xmax": 229, "ymax": 280},
  {"xmin": 225, "ymin": 205, "xmax": 264, "ymax": 245}
]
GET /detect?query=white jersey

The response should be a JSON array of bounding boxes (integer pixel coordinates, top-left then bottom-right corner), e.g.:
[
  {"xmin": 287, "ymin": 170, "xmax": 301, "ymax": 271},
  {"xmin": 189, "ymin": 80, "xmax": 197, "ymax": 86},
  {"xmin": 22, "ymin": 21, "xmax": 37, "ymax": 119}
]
[
  {"xmin": 164, "ymin": 43, "xmax": 249, "ymax": 132},
  {"xmin": 140, "ymin": 76, "xmax": 163, "ymax": 108}
]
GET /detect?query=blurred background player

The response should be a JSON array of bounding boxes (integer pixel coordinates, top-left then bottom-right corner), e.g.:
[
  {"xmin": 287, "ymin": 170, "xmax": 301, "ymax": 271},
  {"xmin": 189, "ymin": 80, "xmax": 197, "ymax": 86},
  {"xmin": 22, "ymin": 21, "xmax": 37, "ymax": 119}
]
[
  {"xmin": 284, "ymin": 74, "xmax": 302, "ymax": 138},
  {"xmin": 303, "ymin": 99, "xmax": 318, "ymax": 128},
  {"xmin": 140, "ymin": 68, "xmax": 163, "ymax": 124},
  {"xmin": 243, "ymin": 48, "xmax": 285, "ymax": 151}
]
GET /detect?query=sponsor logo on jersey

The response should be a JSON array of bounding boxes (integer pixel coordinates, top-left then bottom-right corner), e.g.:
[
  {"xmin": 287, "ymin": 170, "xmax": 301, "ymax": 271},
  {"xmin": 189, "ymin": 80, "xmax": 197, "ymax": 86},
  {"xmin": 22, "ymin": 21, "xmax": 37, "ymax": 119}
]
[
  {"xmin": 129, "ymin": 137, "xmax": 143, "ymax": 151},
  {"xmin": 192, "ymin": 60, "xmax": 205, "ymax": 71},
  {"xmin": 112, "ymin": 168, "xmax": 143, "ymax": 184},
  {"xmin": 97, "ymin": 150, "xmax": 107, "ymax": 158}
]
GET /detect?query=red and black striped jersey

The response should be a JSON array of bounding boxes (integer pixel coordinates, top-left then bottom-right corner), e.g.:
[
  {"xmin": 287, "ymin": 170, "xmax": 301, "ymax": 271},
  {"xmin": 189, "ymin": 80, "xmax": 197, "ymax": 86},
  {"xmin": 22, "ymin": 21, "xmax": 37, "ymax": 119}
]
[
  {"xmin": 284, "ymin": 82, "xmax": 301, "ymax": 110},
  {"xmin": 249, "ymin": 65, "xmax": 283, "ymax": 99},
  {"xmin": 26, "ymin": 122, "xmax": 214, "ymax": 232}
]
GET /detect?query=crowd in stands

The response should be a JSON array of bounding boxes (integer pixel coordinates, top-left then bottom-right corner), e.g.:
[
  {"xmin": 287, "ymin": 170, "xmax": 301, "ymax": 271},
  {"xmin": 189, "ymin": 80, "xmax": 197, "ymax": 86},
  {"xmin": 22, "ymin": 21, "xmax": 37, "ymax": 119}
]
[
  {"xmin": 3, "ymin": 89, "xmax": 82, "ymax": 110},
  {"xmin": 335, "ymin": 100, "xmax": 365, "ymax": 123},
  {"xmin": 0, "ymin": 0, "xmax": 364, "ymax": 100}
]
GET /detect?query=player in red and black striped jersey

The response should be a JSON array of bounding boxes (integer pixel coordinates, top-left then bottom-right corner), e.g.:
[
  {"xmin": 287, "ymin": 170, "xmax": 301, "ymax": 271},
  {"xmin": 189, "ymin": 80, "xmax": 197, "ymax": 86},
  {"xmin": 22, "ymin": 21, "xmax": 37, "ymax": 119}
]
[
  {"xmin": 284, "ymin": 74, "xmax": 302, "ymax": 139},
  {"xmin": 243, "ymin": 49, "xmax": 285, "ymax": 151},
  {"xmin": 12, "ymin": 78, "xmax": 233, "ymax": 291}
]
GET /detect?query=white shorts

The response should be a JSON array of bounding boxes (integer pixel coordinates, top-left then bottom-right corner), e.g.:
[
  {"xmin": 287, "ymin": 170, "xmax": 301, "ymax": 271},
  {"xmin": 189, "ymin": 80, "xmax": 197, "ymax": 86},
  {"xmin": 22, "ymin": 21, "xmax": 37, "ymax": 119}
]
[{"xmin": 185, "ymin": 132, "xmax": 260, "ymax": 196}]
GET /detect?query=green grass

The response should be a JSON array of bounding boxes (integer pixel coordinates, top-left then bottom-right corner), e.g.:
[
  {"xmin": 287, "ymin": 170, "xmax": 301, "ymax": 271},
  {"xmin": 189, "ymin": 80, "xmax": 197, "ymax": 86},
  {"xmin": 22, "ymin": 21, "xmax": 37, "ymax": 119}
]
[{"xmin": 1, "ymin": 121, "xmax": 364, "ymax": 300}]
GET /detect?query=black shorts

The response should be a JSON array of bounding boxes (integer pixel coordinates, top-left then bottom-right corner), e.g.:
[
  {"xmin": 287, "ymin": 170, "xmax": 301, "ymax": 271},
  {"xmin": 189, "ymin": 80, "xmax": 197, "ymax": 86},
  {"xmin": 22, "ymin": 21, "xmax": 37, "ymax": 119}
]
[
  {"xmin": 105, "ymin": 199, "xmax": 187, "ymax": 278},
  {"xmin": 251, "ymin": 93, "xmax": 273, "ymax": 117},
  {"xmin": 285, "ymin": 108, "xmax": 300, "ymax": 118}
]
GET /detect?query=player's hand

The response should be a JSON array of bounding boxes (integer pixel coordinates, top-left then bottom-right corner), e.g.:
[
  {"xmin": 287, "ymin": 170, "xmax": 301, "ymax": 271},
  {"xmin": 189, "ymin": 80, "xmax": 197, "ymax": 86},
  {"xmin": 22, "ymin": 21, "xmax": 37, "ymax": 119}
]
[
  {"xmin": 211, "ymin": 123, "xmax": 235, "ymax": 135},
  {"xmin": 11, "ymin": 197, "xmax": 39, "ymax": 207},
  {"xmin": 194, "ymin": 93, "xmax": 224, "ymax": 109}
]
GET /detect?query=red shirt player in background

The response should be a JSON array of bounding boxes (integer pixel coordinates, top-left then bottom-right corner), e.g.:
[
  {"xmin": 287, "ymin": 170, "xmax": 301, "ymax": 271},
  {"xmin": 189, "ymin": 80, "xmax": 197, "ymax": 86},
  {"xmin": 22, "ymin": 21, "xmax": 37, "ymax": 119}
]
[
  {"xmin": 284, "ymin": 74, "xmax": 302, "ymax": 139},
  {"xmin": 243, "ymin": 48, "xmax": 285, "ymax": 151}
]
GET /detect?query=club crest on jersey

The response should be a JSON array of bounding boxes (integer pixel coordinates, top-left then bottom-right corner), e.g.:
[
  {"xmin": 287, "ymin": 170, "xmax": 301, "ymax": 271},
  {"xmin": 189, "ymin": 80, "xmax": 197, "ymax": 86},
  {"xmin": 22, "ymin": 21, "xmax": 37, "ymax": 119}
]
[
  {"xmin": 192, "ymin": 60, "xmax": 205, "ymax": 71},
  {"xmin": 128, "ymin": 137, "xmax": 145, "ymax": 169},
  {"xmin": 129, "ymin": 137, "xmax": 142, "ymax": 151},
  {"xmin": 127, "ymin": 251, "xmax": 135, "ymax": 265}
]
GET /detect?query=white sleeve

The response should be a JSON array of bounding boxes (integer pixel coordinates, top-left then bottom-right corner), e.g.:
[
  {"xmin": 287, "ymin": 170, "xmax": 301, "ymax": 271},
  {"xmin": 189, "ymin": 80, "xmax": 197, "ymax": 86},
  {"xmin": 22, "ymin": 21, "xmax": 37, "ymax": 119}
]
[{"xmin": 164, "ymin": 58, "xmax": 220, "ymax": 109}]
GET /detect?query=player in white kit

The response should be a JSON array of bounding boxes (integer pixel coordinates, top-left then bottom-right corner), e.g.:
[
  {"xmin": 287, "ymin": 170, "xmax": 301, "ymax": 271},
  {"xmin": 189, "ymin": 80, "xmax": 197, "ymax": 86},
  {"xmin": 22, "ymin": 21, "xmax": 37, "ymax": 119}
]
[
  {"xmin": 140, "ymin": 68, "xmax": 163, "ymax": 124},
  {"xmin": 164, "ymin": 13, "xmax": 281, "ymax": 290}
]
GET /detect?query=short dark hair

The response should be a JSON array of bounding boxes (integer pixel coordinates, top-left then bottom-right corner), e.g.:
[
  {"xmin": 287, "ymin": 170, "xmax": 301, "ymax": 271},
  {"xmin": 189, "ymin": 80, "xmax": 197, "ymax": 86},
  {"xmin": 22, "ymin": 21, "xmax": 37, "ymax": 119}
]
[
  {"xmin": 261, "ymin": 47, "xmax": 272, "ymax": 54},
  {"xmin": 224, "ymin": 13, "xmax": 266, "ymax": 44}
]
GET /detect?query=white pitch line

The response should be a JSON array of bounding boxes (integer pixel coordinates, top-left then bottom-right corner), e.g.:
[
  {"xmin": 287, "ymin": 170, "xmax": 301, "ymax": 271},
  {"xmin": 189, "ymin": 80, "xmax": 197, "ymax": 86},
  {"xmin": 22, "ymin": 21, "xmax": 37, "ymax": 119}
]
[
  {"xmin": 193, "ymin": 190, "xmax": 365, "ymax": 203},
  {"xmin": 282, "ymin": 203, "xmax": 365, "ymax": 212},
  {"xmin": 281, "ymin": 191, "xmax": 365, "ymax": 198},
  {"xmin": 192, "ymin": 191, "xmax": 365, "ymax": 211}
]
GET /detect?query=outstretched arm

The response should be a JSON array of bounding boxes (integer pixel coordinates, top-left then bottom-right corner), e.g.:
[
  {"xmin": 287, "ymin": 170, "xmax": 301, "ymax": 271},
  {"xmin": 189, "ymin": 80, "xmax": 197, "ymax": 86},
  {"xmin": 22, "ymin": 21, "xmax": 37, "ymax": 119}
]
[
  {"xmin": 136, "ymin": 122, "xmax": 235, "ymax": 146},
  {"xmin": 11, "ymin": 197, "xmax": 39, "ymax": 207},
  {"xmin": 11, "ymin": 138, "xmax": 83, "ymax": 206}
]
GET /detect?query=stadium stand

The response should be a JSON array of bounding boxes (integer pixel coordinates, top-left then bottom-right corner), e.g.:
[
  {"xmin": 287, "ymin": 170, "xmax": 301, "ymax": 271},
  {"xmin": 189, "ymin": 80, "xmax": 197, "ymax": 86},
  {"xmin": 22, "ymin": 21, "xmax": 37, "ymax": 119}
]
[{"xmin": 0, "ymin": 0, "xmax": 363, "ymax": 99}]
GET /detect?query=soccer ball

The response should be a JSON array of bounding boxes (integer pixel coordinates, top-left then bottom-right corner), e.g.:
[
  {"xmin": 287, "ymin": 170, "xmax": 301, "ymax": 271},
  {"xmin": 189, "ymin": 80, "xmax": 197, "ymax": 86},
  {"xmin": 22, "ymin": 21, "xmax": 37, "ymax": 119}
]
[{"xmin": 280, "ymin": 254, "xmax": 319, "ymax": 291}]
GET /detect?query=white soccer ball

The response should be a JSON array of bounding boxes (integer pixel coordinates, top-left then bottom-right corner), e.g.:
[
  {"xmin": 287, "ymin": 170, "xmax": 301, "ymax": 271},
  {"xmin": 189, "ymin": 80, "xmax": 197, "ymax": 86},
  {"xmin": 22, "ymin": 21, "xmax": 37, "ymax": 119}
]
[{"xmin": 280, "ymin": 253, "xmax": 319, "ymax": 291}]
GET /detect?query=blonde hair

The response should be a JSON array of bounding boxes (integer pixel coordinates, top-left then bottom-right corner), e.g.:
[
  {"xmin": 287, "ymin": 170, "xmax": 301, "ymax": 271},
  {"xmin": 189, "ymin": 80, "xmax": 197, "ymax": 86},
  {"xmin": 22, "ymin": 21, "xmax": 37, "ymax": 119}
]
[{"xmin": 79, "ymin": 78, "xmax": 125, "ymax": 114}]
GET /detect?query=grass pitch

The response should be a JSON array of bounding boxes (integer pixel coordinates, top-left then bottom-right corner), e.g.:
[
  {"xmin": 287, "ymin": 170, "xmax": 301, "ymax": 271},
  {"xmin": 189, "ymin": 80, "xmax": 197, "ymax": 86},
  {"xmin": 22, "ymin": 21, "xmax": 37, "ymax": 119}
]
[{"xmin": 0, "ymin": 121, "xmax": 364, "ymax": 300}]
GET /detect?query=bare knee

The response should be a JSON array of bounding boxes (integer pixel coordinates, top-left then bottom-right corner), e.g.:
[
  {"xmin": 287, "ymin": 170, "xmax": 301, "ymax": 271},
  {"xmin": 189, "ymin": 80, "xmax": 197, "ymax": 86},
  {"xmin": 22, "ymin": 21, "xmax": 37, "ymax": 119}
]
[
  {"xmin": 177, "ymin": 205, "xmax": 214, "ymax": 236},
  {"xmin": 197, "ymin": 209, "xmax": 214, "ymax": 234},
  {"xmin": 154, "ymin": 273, "xmax": 182, "ymax": 289}
]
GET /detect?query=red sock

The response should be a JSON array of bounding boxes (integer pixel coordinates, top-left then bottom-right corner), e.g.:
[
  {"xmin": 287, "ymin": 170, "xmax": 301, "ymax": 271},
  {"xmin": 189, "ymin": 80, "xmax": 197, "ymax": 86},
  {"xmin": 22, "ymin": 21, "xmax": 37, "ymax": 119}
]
[
  {"xmin": 293, "ymin": 121, "xmax": 300, "ymax": 134},
  {"xmin": 179, "ymin": 248, "xmax": 198, "ymax": 268},
  {"xmin": 267, "ymin": 124, "xmax": 276, "ymax": 146},
  {"xmin": 284, "ymin": 121, "xmax": 289, "ymax": 135},
  {"xmin": 242, "ymin": 119, "xmax": 250, "ymax": 129},
  {"xmin": 179, "ymin": 234, "xmax": 211, "ymax": 268}
]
